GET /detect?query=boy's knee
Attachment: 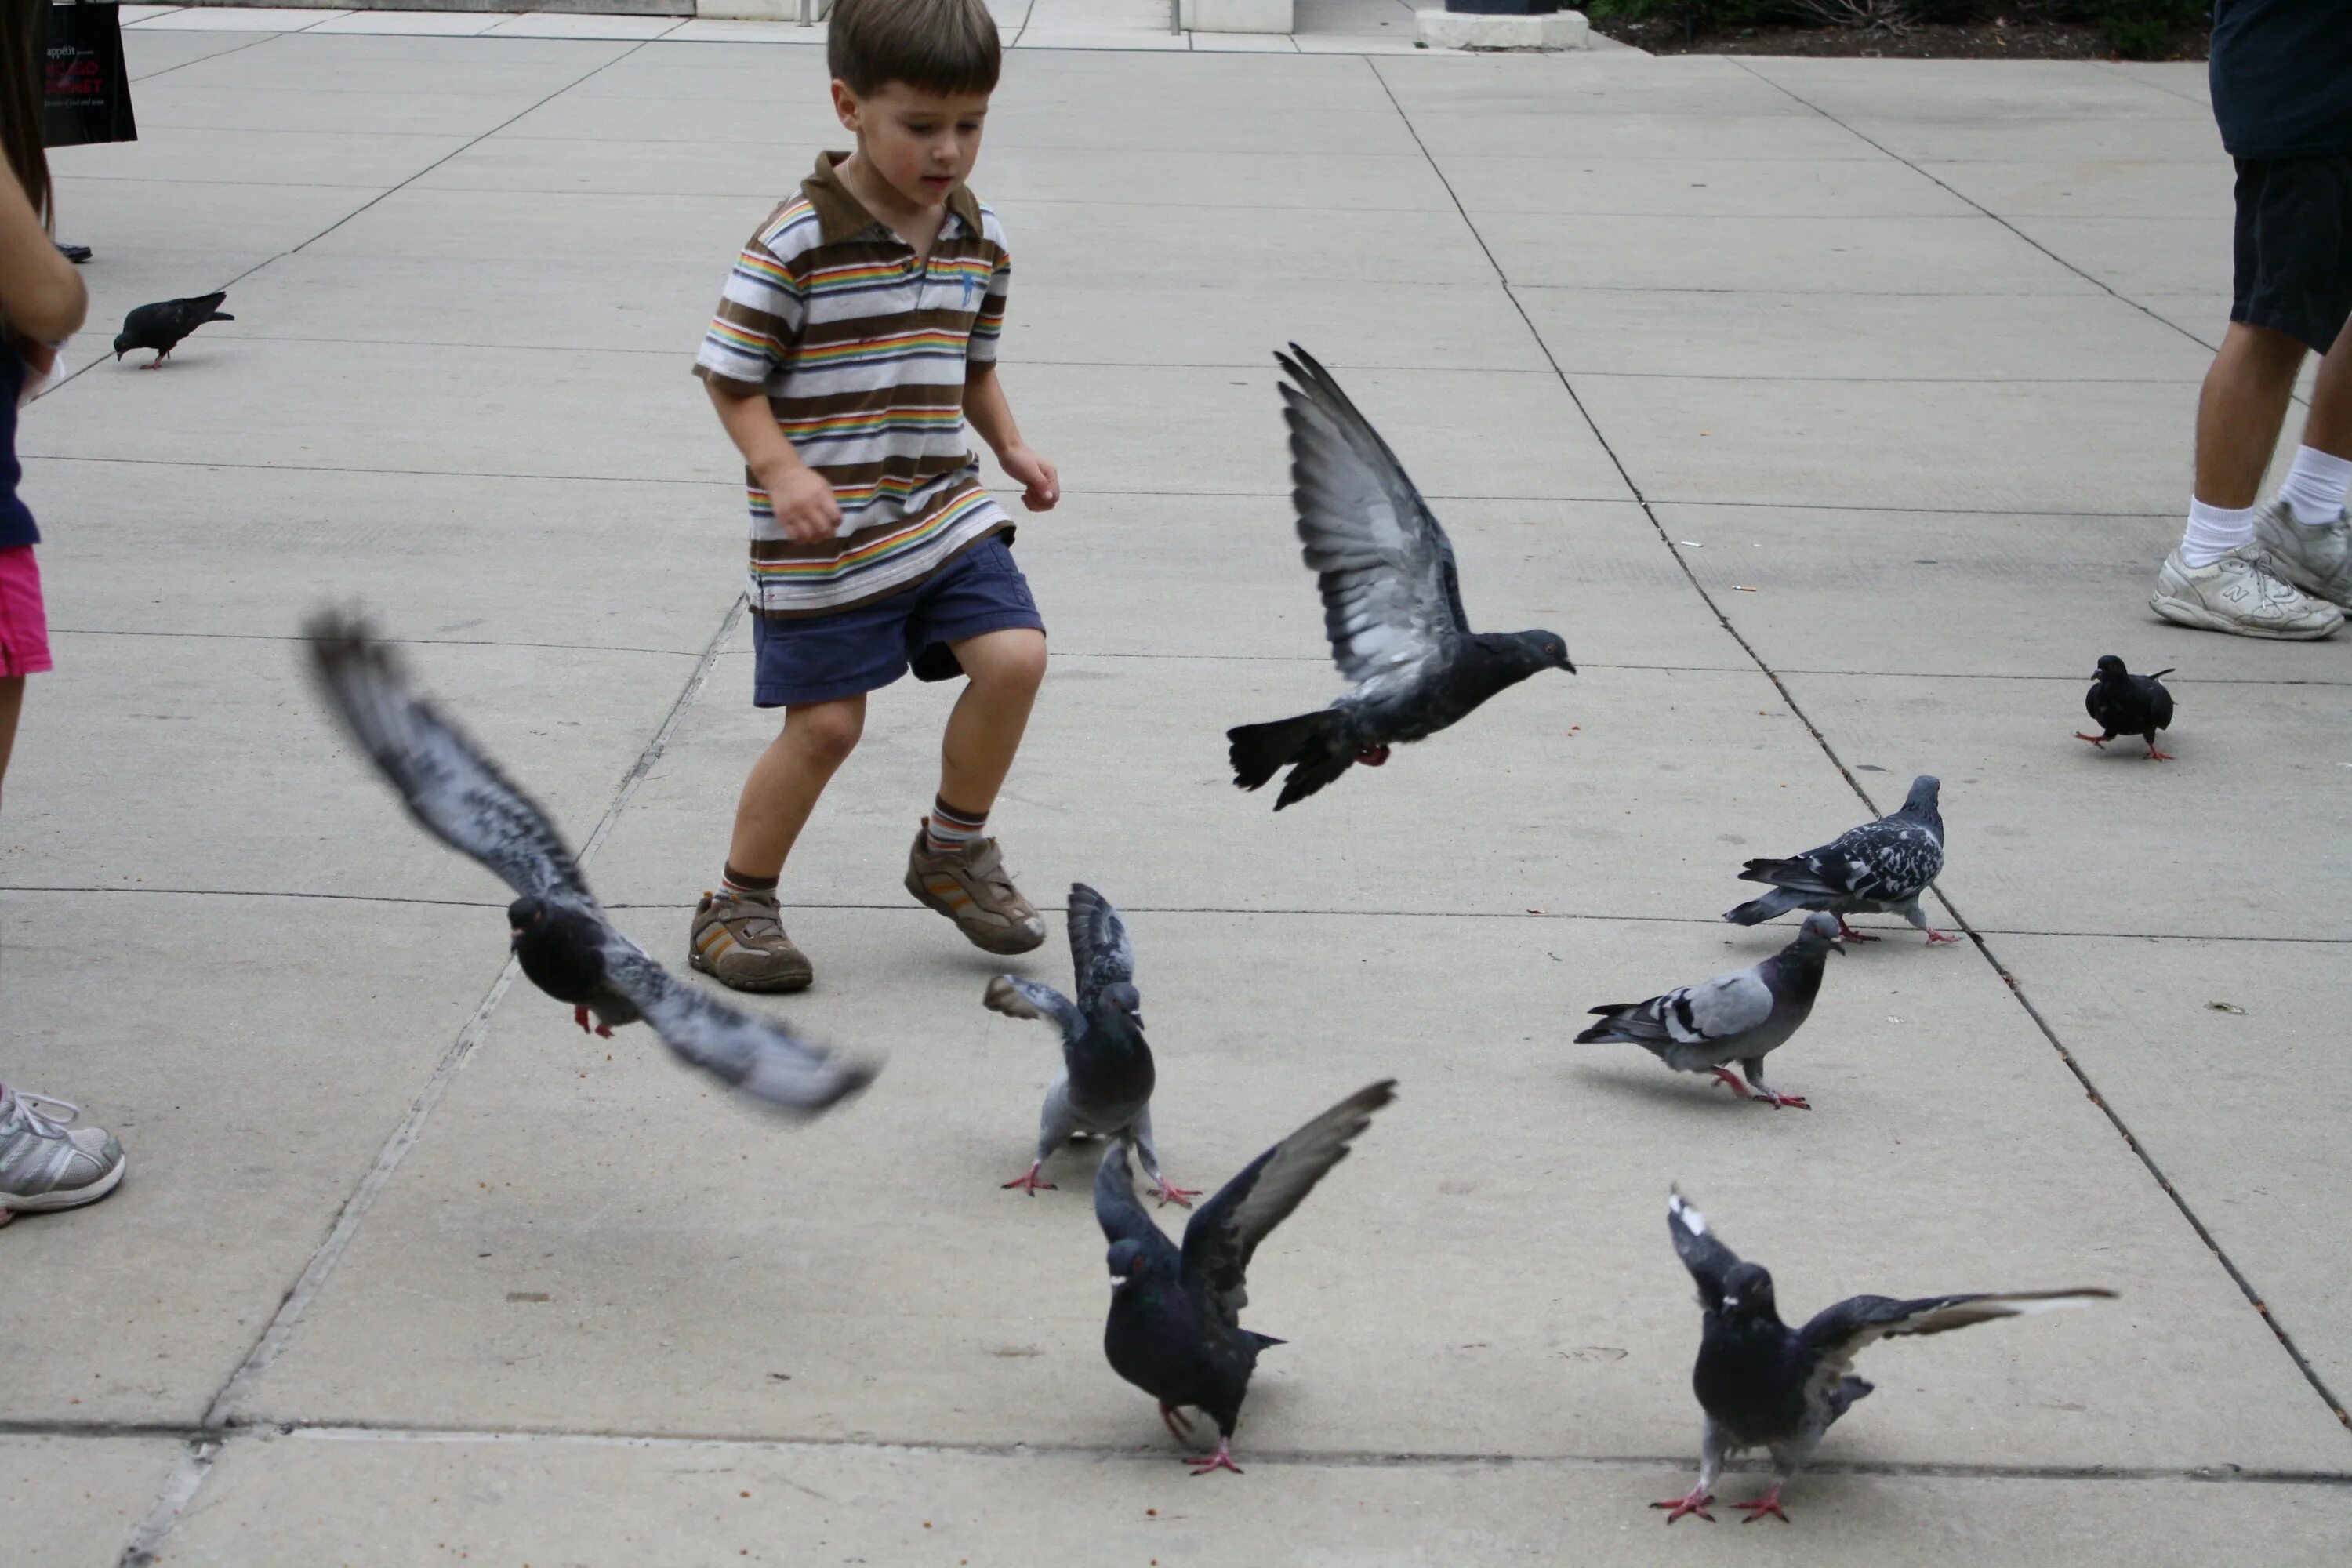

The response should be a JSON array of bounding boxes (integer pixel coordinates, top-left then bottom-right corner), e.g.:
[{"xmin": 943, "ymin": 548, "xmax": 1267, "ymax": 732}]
[
  {"xmin": 970, "ymin": 629, "xmax": 1047, "ymax": 695},
  {"xmin": 786, "ymin": 702, "xmax": 864, "ymax": 766}
]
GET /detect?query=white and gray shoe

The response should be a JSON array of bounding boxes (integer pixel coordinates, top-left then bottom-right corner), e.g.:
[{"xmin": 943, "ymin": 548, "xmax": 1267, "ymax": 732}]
[
  {"xmin": 0, "ymin": 1083, "xmax": 126, "ymax": 1225},
  {"xmin": 2150, "ymin": 544, "xmax": 2343, "ymax": 640},
  {"xmin": 2251, "ymin": 496, "xmax": 2352, "ymax": 608}
]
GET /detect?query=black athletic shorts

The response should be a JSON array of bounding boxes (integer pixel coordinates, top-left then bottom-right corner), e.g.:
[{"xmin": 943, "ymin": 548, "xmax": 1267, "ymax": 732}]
[{"xmin": 2231, "ymin": 154, "xmax": 2352, "ymax": 354}]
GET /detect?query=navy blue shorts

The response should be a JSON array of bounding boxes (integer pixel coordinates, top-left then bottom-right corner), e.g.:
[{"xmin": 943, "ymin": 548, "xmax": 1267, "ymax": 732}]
[
  {"xmin": 750, "ymin": 535, "xmax": 1044, "ymax": 708},
  {"xmin": 2231, "ymin": 154, "xmax": 2352, "ymax": 355}
]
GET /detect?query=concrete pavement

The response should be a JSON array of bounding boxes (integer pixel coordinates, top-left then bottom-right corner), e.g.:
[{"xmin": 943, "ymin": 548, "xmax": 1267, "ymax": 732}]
[{"xmin": 4, "ymin": 8, "xmax": 2349, "ymax": 1566}]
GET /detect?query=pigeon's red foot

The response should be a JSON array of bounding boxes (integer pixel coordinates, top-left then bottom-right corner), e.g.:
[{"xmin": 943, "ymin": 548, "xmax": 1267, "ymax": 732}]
[
  {"xmin": 2145, "ymin": 746, "xmax": 2174, "ymax": 761},
  {"xmin": 593, "ymin": 1021, "xmax": 615, "ymax": 1039},
  {"xmin": 572, "ymin": 1005, "xmax": 594, "ymax": 1035},
  {"xmin": 2073, "ymin": 732, "xmax": 2109, "ymax": 749},
  {"xmin": 1735, "ymin": 1485, "xmax": 1789, "ymax": 1524},
  {"xmin": 1159, "ymin": 1402, "xmax": 1195, "ymax": 1440},
  {"xmin": 1000, "ymin": 1164, "xmax": 1056, "ymax": 1196},
  {"xmin": 1356, "ymin": 746, "xmax": 1391, "ymax": 767},
  {"xmin": 1186, "ymin": 1438, "xmax": 1244, "ymax": 1477},
  {"xmin": 1923, "ymin": 928, "xmax": 1963, "ymax": 945},
  {"xmin": 1651, "ymin": 1488, "xmax": 1715, "ymax": 1523},
  {"xmin": 1150, "ymin": 1176, "xmax": 1202, "ymax": 1210},
  {"xmin": 1755, "ymin": 1088, "xmax": 1811, "ymax": 1111},
  {"xmin": 1708, "ymin": 1067, "xmax": 1756, "ymax": 1100},
  {"xmin": 1835, "ymin": 920, "xmax": 1880, "ymax": 943}
]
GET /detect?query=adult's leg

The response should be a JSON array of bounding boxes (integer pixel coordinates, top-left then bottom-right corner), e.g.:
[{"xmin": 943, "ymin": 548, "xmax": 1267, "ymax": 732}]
[
  {"xmin": 936, "ymin": 626, "xmax": 1047, "ymax": 817},
  {"xmin": 725, "ymin": 695, "xmax": 866, "ymax": 880},
  {"xmin": 2295, "ymin": 325, "xmax": 2352, "ymax": 461},
  {"xmin": 2195, "ymin": 321, "xmax": 2308, "ymax": 510}
]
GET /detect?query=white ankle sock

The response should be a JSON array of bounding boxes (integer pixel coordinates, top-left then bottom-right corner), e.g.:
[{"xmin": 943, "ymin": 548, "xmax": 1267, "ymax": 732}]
[
  {"xmin": 2180, "ymin": 499, "xmax": 2256, "ymax": 569},
  {"xmin": 2276, "ymin": 445, "xmax": 2352, "ymax": 528}
]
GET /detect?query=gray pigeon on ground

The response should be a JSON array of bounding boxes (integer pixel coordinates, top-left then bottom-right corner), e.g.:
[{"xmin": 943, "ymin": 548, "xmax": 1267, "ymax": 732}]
[
  {"xmin": 2078, "ymin": 655, "xmax": 2175, "ymax": 760},
  {"xmin": 1225, "ymin": 345, "xmax": 1574, "ymax": 810},
  {"xmin": 985, "ymin": 884, "xmax": 1197, "ymax": 1207},
  {"xmin": 1574, "ymin": 912, "xmax": 1842, "ymax": 1109},
  {"xmin": 1096, "ymin": 1080, "xmax": 1396, "ymax": 1475},
  {"xmin": 1655, "ymin": 1189, "xmax": 2113, "ymax": 1525},
  {"xmin": 306, "ymin": 612, "xmax": 876, "ymax": 1116},
  {"xmin": 114, "ymin": 292, "xmax": 232, "ymax": 366},
  {"xmin": 1724, "ymin": 775, "xmax": 1957, "ymax": 945}
]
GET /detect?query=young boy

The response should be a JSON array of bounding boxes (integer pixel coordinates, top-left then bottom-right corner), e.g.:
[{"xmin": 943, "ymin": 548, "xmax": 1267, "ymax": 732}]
[{"xmin": 688, "ymin": 0, "xmax": 1058, "ymax": 992}]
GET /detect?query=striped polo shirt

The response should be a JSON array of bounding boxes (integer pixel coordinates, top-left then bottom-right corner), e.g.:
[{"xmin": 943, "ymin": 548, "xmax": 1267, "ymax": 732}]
[{"xmin": 695, "ymin": 152, "xmax": 1014, "ymax": 618}]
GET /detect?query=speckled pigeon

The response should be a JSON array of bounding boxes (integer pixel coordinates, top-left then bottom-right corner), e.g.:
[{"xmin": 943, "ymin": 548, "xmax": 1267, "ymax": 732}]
[
  {"xmin": 306, "ymin": 612, "xmax": 877, "ymax": 1116},
  {"xmin": 1575, "ymin": 913, "xmax": 1842, "ymax": 1109},
  {"xmin": 2077, "ymin": 655, "xmax": 2175, "ymax": 761},
  {"xmin": 1725, "ymin": 775, "xmax": 1957, "ymax": 945},
  {"xmin": 1655, "ymin": 1189, "xmax": 2113, "ymax": 1525},
  {"xmin": 1096, "ymin": 1080, "xmax": 1396, "ymax": 1475},
  {"xmin": 985, "ymin": 883, "xmax": 1197, "ymax": 1207},
  {"xmin": 1225, "ymin": 346, "xmax": 1573, "ymax": 810}
]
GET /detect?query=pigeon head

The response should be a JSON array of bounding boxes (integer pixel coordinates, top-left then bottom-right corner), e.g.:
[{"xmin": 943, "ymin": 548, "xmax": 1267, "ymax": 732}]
[
  {"xmin": 507, "ymin": 895, "xmax": 547, "ymax": 944},
  {"xmin": 1795, "ymin": 911, "xmax": 1846, "ymax": 955},
  {"xmin": 1105, "ymin": 1236, "xmax": 1163, "ymax": 1292},
  {"xmin": 1717, "ymin": 1261, "xmax": 1779, "ymax": 1324},
  {"xmin": 1480, "ymin": 630, "xmax": 1576, "ymax": 677},
  {"xmin": 1900, "ymin": 775, "xmax": 1941, "ymax": 818},
  {"xmin": 111, "ymin": 332, "xmax": 135, "ymax": 360},
  {"xmin": 2092, "ymin": 654, "xmax": 2127, "ymax": 681},
  {"xmin": 1099, "ymin": 980, "xmax": 1143, "ymax": 1029}
]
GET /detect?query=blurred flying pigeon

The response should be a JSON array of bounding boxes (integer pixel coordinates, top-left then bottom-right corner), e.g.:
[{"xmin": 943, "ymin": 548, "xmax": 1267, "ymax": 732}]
[
  {"xmin": 114, "ymin": 292, "xmax": 232, "ymax": 366},
  {"xmin": 305, "ymin": 612, "xmax": 876, "ymax": 1116},
  {"xmin": 1225, "ymin": 346, "xmax": 1573, "ymax": 810},
  {"xmin": 1724, "ymin": 775, "xmax": 1957, "ymax": 945},
  {"xmin": 985, "ymin": 883, "xmax": 1197, "ymax": 1207},
  {"xmin": 1654, "ymin": 1189, "xmax": 2113, "ymax": 1524},
  {"xmin": 1096, "ymin": 1079, "xmax": 1396, "ymax": 1475},
  {"xmin": 1575, "ymin": 912, "xmax": 1842, "ymax": 1109},
  {"xmin": 2077, "ymin": 655, "xmax": 2174, "ymax": 761}
]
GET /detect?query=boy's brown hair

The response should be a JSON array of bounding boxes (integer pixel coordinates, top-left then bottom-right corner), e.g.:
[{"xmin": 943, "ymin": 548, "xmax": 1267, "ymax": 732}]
[{"xmin": 828, "ymin": 0, "xmax": 1001, "ymax": 99}]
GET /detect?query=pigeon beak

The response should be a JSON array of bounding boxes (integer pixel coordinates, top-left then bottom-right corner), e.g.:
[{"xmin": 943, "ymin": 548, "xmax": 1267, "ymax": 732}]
[
  {"xmin": 1720, "ymin": 1295, "xmax": 1740, "ymax": 1310},
  {"xmin": 1108, "ymin": 1275, "xmax": 1127, "ymax": 1290},
  {"xmin": 1830, "ymin": 940, "xmax": 1846, "ymax": 956}
]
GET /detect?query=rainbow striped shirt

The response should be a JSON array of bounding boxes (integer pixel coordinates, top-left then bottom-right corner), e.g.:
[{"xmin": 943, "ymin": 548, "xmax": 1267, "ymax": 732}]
[{"xmin": 695, "ymin": 153, "xmax": 1014, "ymax": 618}]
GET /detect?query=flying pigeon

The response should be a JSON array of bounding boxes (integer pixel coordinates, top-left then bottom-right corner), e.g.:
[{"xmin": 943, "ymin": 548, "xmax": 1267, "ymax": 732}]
[
  {"xmin": 984, "ymin": 883, "xmax": 1197, "ymax": 1207},
  {"xmin": 2078, "ymin": 655, "xmax": 2174, "ymax": 761},
  {"xmin": 1225, "ymin": 346, "xmax": 1573, "ymax": 810},
  {"xmin": 1724, "ymin": 775, "xmax": 1956, "ymax": 945},
  {"xmin": 114, "ymin": 292, "xmax": 233, "ymax": 366},
  {"xmin": 1575, "ymin": 912, "xmax": 1842, "ymax": 1109},
  {"xmin": 305, "ymin": 612, "xmax": 875, "ymax": 1115},
  {"xmin": 1655, "ymin": 1189, "xmax": 2113, "ymax": 1525},
  {"xmin": 1096, "ymin": 1079, "xmax": 1396, "ymax": 1476}
]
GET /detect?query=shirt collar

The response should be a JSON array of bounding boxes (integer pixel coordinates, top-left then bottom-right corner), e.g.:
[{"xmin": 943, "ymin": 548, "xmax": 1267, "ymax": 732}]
[{"xmin": 806, "ymin": 151, "xmax": 982, "ymax": 247}]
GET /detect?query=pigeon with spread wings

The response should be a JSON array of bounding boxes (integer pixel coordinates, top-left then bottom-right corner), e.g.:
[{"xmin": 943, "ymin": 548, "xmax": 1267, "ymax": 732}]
[
  {"xmin": 1654, "ymin": 1189, "xmax": 2113, "ymax": 1524},
  {"xmin": 305, "ymin": 612, "xmax": 875, "ymax": 1115},
  {"xmin": 1225, "ymin": 346, "xmax": 1573, "ymax": 810},
  {"xmin": 1095, "ymin": 1080, "xmax": 1396, "ymax": 1475}
]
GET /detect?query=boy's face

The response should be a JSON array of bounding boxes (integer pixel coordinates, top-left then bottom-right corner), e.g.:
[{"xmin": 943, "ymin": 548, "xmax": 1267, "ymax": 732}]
[{"xmin": 832, "ymin": 79, "xmax": 991, "ymax": 212}]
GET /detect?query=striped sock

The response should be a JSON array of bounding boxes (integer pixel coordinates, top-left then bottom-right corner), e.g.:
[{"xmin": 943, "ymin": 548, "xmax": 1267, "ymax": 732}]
[
  {"xmin": 720, "ymin": 864, "xmax": 779, "ymax": 900},
  {"xmin": 924, "ymin": 797, "xmax": 988, "ymax": 856}
]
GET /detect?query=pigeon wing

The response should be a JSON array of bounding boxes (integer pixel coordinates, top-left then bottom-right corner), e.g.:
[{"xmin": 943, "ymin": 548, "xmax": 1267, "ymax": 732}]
[
  {"xmin": 306, "ymin": 612, "xmax": 589, "ymax": 906},
  {"xmin": 1795, "ymin": 1288, "xmax": 2115, "ymax": 1410},
  {"xmin": 1277, "ymin": 345, "xmax": 1468, "ymax": 686},
  {"xmin": 1667, "ymin": 1189, "xmax": 1743, "ymax": 1315},
  {"xmin": 594, "ymin": 927, "xmax": 877, "ymax": 1113},
  {"xmin": 1066, "ymin": 882, "xmax": 1136, "ymax": 1010},
  {"xmin": 1179, "ymin": 1079, "xmax": 1396, "ymax": 1325},
  {"xmin": 984, "ymin": 975, "xmax": 1087, "ymax": 1042}
]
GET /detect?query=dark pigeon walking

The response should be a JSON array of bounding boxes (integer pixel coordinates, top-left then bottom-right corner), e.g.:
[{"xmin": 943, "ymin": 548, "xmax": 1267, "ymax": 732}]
[
  {"xmin": 1225, "ymin": 346, "xmax": 1573, "ymax": 810},
  {"xmin": 2077, "ymin": 655, "xmax": 2175, "ymax": 760},
  {"xmin": 1575, "ymin": 912, "xmax": 1842, "ymax": 1109},
  {"xmin": 1095, "ymin": 1079, "xmax": 1396, "ymax": 1475},
  {"xmin": 306, "ymin": 612, "xmax": 876, "ymax": 1116},
  {"xmin": 985, "ymin": 883, "xmax": 1197, "ymax": 1207},
  {"xmin": 1724, "ymin": 775, "xmax": 1956, "ymax": 945},
  {"xmin": 114, "ymin": 292, "xmax": 233, "ymax": 366},
  {"xmin": 1654, "ymin": 1189, "xmax": 2113, "ymax": 1525}
]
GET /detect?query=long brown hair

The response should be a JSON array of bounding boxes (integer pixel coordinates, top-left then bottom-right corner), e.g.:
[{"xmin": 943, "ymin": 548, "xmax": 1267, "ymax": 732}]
[{"xmin": 0, "ymin": 0, "xmax": 50, "ymax": 227}]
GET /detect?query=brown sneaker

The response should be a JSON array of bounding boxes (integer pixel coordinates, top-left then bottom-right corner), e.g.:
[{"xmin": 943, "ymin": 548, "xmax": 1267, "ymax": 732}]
[
  {"xmin": 688, "ymin": 888, "xmax": 814, "ymax": 993},
  {"xmin": 904, "ymin": 827, "xmax": 1048, "ymax": 955}
]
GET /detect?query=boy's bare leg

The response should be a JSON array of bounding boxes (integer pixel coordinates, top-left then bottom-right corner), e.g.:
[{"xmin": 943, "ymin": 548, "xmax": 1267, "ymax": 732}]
[
  {"xmin": 0, "ymin": 675, "xmax": 21, "ymax": 812},
  {"xmin": 937, "ymin": 627, "xmax": 1047, "ymax": 816},
  {"xmin": 726, "ymin": 695, "xmax": 866, "ymax": 880},
  {"xmin": 2194, "ymin": 321, "xmax": 2307, "ymax": 508}
]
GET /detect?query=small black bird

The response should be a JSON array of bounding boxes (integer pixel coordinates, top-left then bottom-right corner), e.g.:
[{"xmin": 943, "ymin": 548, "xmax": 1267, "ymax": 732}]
[
  {"xmin": 114, "ymin": 292, "xmax": 233, "ymax": 366},
  {"xmin": 307, "ymin": 612, "xmax": 876, "ymax": 1116},
  {"xmin": 1096, "ymin": 1080, "xmax": 1396, "ymax": 1475},
  {"xmin": 2077, "ymin": 655, "xmax": 2175, "ymax": 761},
  {"xmin": 985, "ymin": 883, "xmax": 1196, "ymax": 1206},
  {"xmin": 1226, "ymin": 346, "xmax": 1573, "ymax": 810},
  {"xmin": 1655, "ymin": 1189, "xmax": 2113, "ymax": 1525},
  {"xmin": 1725, "ymin": 775, "xmax": 1955, "ymax": 945}
]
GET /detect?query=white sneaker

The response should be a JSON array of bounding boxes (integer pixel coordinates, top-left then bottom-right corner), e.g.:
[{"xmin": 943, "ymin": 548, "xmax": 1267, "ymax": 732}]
[
  {"xmin": 0, "ymin": 1084, "xmax": 125, "ymax": 1225},
  {"xmin": 2150, "ymin": 545, "xmax": 2343, "ymax": 640},
  {"xmin": 2251, "ymin": 496, "xmax": 2352, "ymax": 608}
]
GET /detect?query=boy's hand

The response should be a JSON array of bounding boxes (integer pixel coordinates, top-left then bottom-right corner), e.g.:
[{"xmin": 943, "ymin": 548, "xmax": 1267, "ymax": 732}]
[
  {"xmin": 998, "ymin": 444, "xmax": 1060, "ymax": 513},
  {"xmin": 760, "ymin": 461, "xmax": 843, "ymax": 543}
]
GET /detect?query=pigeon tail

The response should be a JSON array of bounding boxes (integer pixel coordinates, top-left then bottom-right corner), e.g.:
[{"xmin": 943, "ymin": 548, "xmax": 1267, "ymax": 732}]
[
  {"xmin": 202, "ymin": 311, "xmax": 235, "ymax": 323},
  {"xmin": 1724, "ymin": 887, "xmax": 1809, "ymax": 927},
  {"xmin": 1227, "ymin": 710, "xmax": 1357, "ymax": 808},
  {"xmin": 1245, "ymin": 1330, "xmax": 1286, "ymax": 1351}
]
